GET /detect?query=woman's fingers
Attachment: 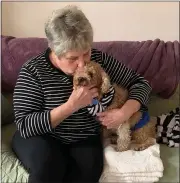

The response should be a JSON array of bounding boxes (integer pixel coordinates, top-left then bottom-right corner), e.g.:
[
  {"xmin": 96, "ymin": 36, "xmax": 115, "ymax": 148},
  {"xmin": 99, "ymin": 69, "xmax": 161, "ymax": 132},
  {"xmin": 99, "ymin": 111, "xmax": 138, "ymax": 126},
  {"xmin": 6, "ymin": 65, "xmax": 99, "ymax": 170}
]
[
  {"xmin": 89, "ymin": 87, "xmax": 99, "ymax": 98},
  {"xmin": 96, "ymin": 112, "xmax": 108, "ymax": 117}
]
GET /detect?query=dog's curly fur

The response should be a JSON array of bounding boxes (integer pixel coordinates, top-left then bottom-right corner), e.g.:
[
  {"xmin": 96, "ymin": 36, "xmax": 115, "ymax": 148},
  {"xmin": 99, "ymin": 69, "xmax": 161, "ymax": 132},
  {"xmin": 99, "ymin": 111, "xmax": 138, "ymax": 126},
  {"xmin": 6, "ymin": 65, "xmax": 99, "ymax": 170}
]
[{"xmin": 73, "ymin": 61, "xmax": 157, "ymax": 152}]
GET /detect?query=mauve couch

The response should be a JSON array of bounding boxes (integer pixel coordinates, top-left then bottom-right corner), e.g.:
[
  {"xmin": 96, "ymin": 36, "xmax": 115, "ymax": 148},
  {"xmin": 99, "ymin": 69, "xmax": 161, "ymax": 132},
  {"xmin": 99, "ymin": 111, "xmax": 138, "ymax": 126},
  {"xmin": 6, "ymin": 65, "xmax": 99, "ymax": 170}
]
[{"xmin": 1, "ymin": 35, "xmax": 179, "ymax": 182}]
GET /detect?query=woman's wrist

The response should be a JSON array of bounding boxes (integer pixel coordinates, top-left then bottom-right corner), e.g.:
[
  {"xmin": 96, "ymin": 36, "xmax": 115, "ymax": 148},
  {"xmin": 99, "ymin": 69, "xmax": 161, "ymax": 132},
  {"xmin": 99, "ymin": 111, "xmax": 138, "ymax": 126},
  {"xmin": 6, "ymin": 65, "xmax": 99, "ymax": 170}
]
[
  {"xmin": 120, "ymin": 99, "xmax": 141, "ymax": 119},
  {"xmin": 66, "ymin": 100, "xmax": 79, "ymax": 113},
  {"xmin": 50, "ymin": 102, "xmax": 76, "ymax": 128}
]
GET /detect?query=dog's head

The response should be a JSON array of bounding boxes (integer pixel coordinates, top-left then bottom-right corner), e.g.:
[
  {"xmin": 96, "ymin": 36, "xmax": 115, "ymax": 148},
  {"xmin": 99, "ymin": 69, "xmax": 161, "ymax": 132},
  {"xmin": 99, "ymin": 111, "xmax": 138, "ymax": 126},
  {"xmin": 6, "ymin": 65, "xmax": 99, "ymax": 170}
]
[{"xmin": 73, "ymin": 61, "xmax": 111, "ymax": 99}]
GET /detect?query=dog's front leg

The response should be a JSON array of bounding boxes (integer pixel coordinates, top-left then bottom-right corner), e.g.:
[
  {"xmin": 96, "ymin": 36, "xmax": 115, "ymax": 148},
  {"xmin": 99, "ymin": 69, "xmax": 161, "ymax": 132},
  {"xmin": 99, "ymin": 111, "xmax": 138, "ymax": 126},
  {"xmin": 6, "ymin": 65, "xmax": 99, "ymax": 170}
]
[{"xmin": 116, "ymin": 122, "xmax": 131, "ymax": 152}]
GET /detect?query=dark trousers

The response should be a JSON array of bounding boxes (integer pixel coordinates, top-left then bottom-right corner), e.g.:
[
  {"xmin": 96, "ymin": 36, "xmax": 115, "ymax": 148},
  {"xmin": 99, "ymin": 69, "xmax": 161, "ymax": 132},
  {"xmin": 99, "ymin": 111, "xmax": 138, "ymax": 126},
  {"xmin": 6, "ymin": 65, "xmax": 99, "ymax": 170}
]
[{"xmin": 12, "ymin": 131, "xmax": 104, "ymax": 183}]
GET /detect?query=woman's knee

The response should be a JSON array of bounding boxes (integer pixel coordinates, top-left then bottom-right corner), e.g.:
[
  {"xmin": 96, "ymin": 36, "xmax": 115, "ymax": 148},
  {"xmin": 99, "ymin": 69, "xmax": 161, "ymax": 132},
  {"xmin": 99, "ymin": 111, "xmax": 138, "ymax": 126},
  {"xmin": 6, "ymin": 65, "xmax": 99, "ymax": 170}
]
[
  {"xmin": 29, "ymin": 148, "xmax": 69, "ymax": 183},
  {"xmin": 12, "ymin": 131, "xmax": 68, "ymax": 182},
  {"xmin": 12, "ymin": 131, "xmax": 51, "ymax": 170},
  {"xmin": 29, "ymin": 152, "xmax": 68, "ymax": 183}
]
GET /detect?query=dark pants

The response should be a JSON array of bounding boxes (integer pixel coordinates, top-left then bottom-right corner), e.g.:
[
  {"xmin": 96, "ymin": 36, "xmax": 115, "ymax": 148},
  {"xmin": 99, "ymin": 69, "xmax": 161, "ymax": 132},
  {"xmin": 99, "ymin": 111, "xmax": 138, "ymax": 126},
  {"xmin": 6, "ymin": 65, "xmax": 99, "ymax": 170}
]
[{"xmin": 12, "ymin": 131, "xmax": 104, "ymax": 183}]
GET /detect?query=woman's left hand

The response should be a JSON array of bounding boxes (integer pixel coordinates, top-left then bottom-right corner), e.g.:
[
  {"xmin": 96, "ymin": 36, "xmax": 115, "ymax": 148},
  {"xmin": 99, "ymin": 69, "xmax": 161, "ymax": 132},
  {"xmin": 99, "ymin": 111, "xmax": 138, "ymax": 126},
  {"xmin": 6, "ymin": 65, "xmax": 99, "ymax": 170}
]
[{"xmin": 96, "ymin": 109, "xmax": 130, "ymax": 129}]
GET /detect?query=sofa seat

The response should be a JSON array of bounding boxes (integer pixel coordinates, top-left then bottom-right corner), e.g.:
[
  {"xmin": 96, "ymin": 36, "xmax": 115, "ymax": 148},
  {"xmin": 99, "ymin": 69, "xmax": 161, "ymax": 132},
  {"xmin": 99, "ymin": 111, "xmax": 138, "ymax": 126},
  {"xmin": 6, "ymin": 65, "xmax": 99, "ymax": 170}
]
[
  {"xmin": 1, "ymin": 122, "xmax": 179, "ymax": 183},
  {"xmin": 1, "ymin": 124, "xmax": 28, "ymax": 182}
]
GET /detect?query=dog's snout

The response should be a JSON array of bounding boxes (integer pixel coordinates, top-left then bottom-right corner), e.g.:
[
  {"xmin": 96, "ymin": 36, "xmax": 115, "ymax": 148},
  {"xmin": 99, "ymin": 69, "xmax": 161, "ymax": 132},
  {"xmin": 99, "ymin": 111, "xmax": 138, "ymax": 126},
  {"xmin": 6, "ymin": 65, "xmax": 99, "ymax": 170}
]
[{"xmin": 78, "ymin": 77, "xmax": 86, "ymax": 83}]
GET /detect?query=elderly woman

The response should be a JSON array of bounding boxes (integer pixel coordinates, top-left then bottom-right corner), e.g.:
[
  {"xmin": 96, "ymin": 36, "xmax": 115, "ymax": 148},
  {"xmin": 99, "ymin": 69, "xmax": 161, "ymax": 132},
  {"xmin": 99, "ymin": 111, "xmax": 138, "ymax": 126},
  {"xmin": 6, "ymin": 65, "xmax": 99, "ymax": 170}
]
[{"xmin": 12, "ymin": 5, "xmax": 152, "ymax": 183}]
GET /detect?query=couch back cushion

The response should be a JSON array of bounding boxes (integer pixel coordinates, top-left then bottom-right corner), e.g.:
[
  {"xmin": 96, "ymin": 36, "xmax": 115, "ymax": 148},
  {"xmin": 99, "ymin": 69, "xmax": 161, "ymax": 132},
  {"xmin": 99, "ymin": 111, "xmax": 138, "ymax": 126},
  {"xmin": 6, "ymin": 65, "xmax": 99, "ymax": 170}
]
[
  {"xmin": 2, "ymin": 36, "xmax": 179, "ymax": 99},
  {"xmin": 2, "ymin": 36, "xmax": 48, "ymax": 93}
]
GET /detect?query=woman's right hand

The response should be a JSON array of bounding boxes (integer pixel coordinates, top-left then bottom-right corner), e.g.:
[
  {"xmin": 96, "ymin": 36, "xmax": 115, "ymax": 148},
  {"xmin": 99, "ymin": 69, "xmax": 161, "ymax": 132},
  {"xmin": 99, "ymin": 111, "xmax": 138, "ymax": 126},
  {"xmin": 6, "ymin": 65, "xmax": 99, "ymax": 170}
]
[{"xmin": 67, "ymin": 86, "xmax": 99, "ymax": 112}]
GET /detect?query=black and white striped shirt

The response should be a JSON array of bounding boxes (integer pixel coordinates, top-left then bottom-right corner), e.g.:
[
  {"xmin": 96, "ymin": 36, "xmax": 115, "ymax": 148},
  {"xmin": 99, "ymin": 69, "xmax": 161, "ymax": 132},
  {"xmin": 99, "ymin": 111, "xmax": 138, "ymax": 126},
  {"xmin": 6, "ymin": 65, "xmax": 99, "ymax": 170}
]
[
  {"xmin": 13, "ymin": 48, "xmax": 152, "ymax": 143},
  {"xmin": 87, "ymin": 86, "xmax": 115, "ymax": 116},
  {"xmin": 156, "ymin": 107, "xmax": 180, "ymax": 147}
]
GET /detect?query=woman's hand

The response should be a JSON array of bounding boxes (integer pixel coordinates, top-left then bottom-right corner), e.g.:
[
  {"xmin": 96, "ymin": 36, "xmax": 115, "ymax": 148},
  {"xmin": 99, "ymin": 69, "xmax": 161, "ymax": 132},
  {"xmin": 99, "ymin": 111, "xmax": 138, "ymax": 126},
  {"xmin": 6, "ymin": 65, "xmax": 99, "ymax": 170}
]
[
  {"xmin": 97, "ymin": 99, "xmax": 141, "ymax": 129},
  {"xmin": 67, "ymin": 86, "xmax": 99, "ymax": 112},
  {"xmin": 97, "ymin": 109, "xmax": 129, "ymax": 129}
]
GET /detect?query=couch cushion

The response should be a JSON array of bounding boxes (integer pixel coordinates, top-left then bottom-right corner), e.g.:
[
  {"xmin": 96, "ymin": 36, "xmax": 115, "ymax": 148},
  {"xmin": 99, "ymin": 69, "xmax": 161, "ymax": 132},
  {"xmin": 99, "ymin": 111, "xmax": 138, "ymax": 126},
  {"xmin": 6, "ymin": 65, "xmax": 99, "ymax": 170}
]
[
  {"xmin": 1, "ymin": 150, "xmax": 29, "ymax": 182},
  {"xmin": 158, "ymin": 145, "xmax": 179, "ymax": 182},
  {"xmin": 1, "ymin": 123, "xmax": 179, "ymax": 183},
  {"xmin": 1, "ymin": 123, "xmax": 28, "ymax": 182},
  {"xmin": 148, "ymin": 84, "xmax": 180, "ymax": 116},
  {"xmin": 1, "ymin": 36, "xmax": 48, "ymax": 93}
]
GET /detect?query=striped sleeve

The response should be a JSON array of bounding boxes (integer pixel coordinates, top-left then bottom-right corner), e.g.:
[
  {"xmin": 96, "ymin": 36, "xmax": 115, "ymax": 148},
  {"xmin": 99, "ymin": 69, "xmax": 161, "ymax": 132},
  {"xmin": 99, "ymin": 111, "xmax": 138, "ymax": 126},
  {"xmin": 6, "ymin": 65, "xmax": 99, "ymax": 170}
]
[
  {"xmin": 13, "ymin": 66, "xmax": 53, "ymax": 138},
  {"xmin": 101, "ymin": 51, "xmax": 152, "ymax": 107}
]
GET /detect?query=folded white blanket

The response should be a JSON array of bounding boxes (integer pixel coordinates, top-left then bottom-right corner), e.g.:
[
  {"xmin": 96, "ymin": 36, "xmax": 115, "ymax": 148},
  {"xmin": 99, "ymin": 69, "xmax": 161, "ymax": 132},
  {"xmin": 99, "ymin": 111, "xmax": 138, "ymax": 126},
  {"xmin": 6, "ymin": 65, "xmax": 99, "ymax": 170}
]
[
  {"xmin": 100, "ymin": 144, "xmax": 164, "ymax": 183},
  {"xmin": 100, "ymin": 174, "xmax": 160, "ymax": 182}
]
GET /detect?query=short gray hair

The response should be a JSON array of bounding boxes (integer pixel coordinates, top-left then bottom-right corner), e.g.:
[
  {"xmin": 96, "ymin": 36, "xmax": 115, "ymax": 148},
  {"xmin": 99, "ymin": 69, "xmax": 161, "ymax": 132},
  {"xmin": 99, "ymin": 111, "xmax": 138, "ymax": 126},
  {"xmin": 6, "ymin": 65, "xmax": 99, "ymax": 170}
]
[{"xmin": 45, "ymin": 5, "xmax": 93, "ymax": 57}]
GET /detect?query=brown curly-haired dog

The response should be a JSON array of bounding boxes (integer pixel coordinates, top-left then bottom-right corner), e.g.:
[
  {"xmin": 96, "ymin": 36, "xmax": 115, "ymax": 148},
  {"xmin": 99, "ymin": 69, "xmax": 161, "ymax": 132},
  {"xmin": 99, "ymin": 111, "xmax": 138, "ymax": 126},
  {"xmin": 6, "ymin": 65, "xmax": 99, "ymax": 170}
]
[{"xmin": 73, "ymin": 61, "xmax": 157, "ymax": 152}]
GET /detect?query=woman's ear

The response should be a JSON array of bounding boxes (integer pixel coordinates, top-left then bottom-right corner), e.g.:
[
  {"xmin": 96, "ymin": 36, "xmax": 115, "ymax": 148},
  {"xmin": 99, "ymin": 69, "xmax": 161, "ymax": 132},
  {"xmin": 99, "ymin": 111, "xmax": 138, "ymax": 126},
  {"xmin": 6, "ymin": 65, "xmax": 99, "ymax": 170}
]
[{"xmin": 101, "ymin": 71, "xmax": 111, "ymax": 94}]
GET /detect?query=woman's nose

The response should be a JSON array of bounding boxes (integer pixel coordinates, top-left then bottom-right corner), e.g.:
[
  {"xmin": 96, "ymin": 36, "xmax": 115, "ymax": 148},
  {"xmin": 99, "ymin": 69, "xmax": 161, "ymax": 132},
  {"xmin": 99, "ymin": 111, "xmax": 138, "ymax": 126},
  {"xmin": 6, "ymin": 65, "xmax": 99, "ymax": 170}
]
[{"xmin": 78, "ymin": 59, "xmax": 85, "ymax": 69}]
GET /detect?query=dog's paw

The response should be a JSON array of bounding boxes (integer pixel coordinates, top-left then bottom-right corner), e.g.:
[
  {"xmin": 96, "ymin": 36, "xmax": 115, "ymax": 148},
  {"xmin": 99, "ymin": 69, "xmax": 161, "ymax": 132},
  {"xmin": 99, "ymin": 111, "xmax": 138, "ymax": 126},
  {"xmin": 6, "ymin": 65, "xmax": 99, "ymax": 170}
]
[
  {"xmin": 116, "ymin": 145, "xmax": 129, "ymax": 152},
  {"xmin": 132, "ymin": 145, "xmax": 147, "ymax": 151}
]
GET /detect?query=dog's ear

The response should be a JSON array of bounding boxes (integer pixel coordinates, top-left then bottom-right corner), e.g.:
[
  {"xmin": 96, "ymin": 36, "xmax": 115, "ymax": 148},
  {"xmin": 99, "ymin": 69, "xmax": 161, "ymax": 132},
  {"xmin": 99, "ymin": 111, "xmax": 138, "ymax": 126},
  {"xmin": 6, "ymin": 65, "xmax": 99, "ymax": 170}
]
[{"xmin": 101, "ymin": 70, "xmax": 111, "ymax": 94}]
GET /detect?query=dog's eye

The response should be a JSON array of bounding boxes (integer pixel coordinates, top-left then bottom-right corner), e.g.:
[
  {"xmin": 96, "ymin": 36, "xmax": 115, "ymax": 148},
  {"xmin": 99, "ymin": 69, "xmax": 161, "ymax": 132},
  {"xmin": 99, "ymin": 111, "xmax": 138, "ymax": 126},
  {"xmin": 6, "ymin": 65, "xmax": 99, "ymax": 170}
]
[{"xmin": 88, "ymin": 72, "xmax": 93, "ymax": 78}]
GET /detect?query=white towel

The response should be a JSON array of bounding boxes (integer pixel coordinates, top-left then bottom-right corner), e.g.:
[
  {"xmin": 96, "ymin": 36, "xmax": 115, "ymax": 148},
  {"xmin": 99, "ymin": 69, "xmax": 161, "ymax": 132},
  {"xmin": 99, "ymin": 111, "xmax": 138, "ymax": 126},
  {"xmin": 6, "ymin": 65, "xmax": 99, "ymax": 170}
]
[{"xmin": 100, "ymin": 143, "xmax": 164, "ymax": 183}]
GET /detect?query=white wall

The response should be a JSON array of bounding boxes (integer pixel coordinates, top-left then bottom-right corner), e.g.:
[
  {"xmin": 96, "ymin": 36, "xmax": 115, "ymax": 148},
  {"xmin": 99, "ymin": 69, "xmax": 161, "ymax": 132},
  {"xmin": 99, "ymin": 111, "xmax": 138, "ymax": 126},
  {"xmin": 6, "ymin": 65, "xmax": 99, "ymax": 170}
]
[{"xmin": 2, "ymin": 2, "xmax": 179, "ymax": 41}]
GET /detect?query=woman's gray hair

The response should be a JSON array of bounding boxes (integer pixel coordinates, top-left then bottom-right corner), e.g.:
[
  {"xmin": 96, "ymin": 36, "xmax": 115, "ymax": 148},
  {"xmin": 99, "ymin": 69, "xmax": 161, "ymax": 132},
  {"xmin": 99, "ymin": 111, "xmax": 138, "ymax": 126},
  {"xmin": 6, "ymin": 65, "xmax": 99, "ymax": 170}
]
[{"xmin": 45, "ymin": 5, "xmax": 93, "ymax": 57}]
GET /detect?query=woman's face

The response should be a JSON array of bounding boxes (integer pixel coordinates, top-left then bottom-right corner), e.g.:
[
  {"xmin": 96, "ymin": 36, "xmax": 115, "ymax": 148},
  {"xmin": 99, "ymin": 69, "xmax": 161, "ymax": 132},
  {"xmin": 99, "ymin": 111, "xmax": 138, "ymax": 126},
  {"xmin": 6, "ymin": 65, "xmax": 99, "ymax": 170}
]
[{"xmin": 50, "ymin": 49, "xmax": 91, "ymax": 75}]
